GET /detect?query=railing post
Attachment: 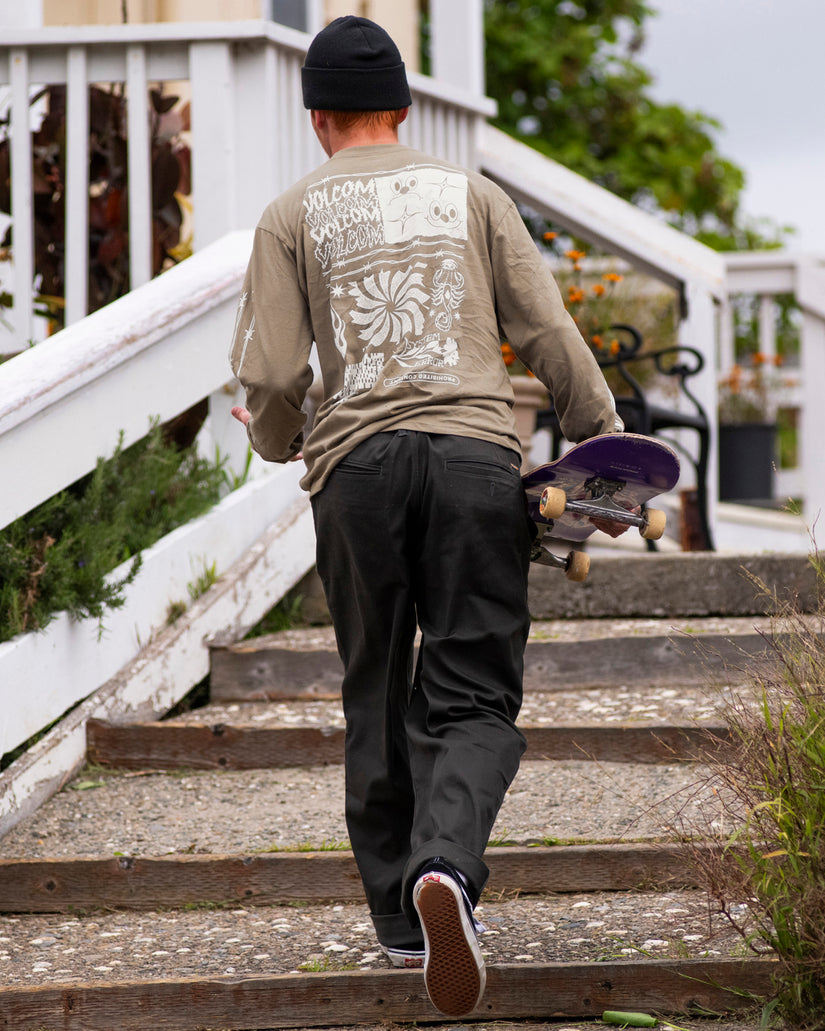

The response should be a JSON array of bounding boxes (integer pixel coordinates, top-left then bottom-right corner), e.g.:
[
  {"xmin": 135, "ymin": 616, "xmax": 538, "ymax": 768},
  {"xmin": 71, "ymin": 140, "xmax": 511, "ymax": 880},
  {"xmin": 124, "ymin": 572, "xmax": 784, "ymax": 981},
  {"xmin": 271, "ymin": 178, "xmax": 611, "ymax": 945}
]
[
  {"xmin": 230, "ymin": 41, "xmax": 280, "ymax": 229},
  {"xmin": 126, "ymin": 44, "xmax": 153, "ymax": 289},
  {"xmin": 680, "ymin": 279, "xmax": 719, "ymax": 533},
  {"xmin": 430, "ymin": 0, "xmax": 485, "ymax": 96},
  {"xmin": 190, "ymin": 40, "xmax": 237, "ymax": 248},
  {"xmin": 800, "ymin": 309, "xmax": 825, "ymax": 533},
  {"xmin": 305, "ymin": 0, "xmax": 324, "ymax": 34},
  {"xmin": 798, "ymin": 262, "xmax": 825, "ymax": 533},
  {"xmin": 718, "ymin": 295, "xmax": 735, "ymax": 371},
  {"xmin": 758, "ymin": 294, "xmax": 776, "ymax": 361},
  {"xmin": 10, "ymin": 48, "xmax": 33, "ymax": 348},
  {"xmin": 65, "ymin": 45, "xmax": 89, "ymax": 325}
]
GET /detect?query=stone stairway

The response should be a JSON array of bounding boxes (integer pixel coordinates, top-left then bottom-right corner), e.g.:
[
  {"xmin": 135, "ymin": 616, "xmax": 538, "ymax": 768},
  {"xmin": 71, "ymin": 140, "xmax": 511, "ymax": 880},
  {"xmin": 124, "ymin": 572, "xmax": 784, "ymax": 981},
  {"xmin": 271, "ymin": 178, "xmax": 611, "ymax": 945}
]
[{"xmin": 0, "ymin": 552, "xmax": 816, "ymax": 1030}]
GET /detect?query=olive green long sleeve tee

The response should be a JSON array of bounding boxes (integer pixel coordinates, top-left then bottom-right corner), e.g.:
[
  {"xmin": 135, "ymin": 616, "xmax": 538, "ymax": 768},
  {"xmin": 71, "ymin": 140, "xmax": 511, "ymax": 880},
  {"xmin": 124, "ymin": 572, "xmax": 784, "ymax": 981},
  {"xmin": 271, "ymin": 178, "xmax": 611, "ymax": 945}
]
[{"xmin": 229, "ymin": 143, "xmax": 619, "ymax": 495}]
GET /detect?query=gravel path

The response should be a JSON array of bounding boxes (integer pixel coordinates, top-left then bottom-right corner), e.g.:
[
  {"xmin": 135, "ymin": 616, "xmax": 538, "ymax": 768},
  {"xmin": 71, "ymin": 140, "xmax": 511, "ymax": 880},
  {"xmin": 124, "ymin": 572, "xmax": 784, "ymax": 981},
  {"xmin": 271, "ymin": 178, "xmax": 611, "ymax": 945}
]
[
  {"xmin": 163, "ymin": 682, "xmax": 730, "ymax": 729},
  {"xmin": 0, "ymin": 758, "xmax": 716, "ymax": 859},
  {"xmin": 0, "ymin": 887, "xmax": 754, "ymax": 987}
]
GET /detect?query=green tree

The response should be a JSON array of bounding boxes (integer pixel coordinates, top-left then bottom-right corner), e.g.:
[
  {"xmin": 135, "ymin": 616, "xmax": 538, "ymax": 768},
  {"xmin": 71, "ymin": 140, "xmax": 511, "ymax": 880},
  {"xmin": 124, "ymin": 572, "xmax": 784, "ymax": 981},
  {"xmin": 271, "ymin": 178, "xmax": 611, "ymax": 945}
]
[{"xmin": 484, "ymin": 0, "xmax": 789, "ymax": 250}]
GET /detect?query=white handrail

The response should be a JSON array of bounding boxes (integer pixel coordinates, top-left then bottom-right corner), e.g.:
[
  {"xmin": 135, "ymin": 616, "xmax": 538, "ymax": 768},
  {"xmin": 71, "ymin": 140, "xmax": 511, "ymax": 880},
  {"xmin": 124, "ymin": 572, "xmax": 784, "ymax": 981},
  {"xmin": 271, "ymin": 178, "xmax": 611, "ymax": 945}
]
[
  {"xmin": 0, "ymin": 223, "xmax": 318, "ymax": 833},
  {"xmin": 479, "ymin": 124, "xmax": 725, "ymax": 296},
  {"xmin": 0, "ymin": 229, "xmax": 252, "ymax": 531}
]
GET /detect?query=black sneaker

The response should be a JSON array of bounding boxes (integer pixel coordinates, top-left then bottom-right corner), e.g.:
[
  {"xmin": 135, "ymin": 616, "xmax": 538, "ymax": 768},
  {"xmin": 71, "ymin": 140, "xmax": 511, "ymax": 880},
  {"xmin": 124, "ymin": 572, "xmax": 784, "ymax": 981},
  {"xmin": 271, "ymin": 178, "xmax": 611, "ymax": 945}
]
[{"xmin": 412, "ymin": 858, "xmax": 486, "ymax": 1017}]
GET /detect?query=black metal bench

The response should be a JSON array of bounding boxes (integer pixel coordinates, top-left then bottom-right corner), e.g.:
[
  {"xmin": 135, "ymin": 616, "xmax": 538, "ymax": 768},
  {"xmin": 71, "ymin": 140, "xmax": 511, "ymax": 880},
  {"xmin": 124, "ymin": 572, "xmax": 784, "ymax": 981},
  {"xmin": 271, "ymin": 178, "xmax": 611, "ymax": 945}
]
[{"xmin": 535, "ymin": 324, "xmax": 714, "ymax": 550}]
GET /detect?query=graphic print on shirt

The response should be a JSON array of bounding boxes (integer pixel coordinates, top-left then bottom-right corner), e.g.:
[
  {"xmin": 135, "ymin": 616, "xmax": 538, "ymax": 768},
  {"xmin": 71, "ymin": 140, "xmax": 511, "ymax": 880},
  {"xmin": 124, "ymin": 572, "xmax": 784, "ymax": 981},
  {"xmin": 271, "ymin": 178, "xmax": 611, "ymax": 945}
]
[
  {"xmin": 348, "ymin": 264, "xmax": 428, "ymax": 347},
  {"xmin": 432, "ymin": 259, "xmax": 465, "ymax": 332},
  {"xmin": 303, "ymin": 164, "xmax": 469, "ymax": 402}
]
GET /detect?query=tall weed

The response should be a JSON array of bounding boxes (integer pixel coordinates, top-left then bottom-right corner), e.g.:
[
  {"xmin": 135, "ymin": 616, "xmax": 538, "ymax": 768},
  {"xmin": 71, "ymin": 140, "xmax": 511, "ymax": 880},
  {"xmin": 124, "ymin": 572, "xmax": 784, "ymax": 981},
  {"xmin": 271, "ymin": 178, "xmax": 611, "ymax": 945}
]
[{"xmin": 685, "ymin": 557, "xmax": 825, "ymax": 1028}]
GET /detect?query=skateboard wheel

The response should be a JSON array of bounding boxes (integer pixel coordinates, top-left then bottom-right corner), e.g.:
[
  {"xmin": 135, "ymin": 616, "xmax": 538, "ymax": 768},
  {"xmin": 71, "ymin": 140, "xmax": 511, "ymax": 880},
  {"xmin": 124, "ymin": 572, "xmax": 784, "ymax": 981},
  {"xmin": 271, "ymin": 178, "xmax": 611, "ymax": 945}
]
[
  {"xmin": 641, "ymin": 508, "xmax": 667, "ymax": 540},
  {"xmin": 565, "ymin": 550, "xmax": 590, "ymax": 582},
  {"xmin": 539, "ymin": 486, "xmax": 566, "ymax": 520}
]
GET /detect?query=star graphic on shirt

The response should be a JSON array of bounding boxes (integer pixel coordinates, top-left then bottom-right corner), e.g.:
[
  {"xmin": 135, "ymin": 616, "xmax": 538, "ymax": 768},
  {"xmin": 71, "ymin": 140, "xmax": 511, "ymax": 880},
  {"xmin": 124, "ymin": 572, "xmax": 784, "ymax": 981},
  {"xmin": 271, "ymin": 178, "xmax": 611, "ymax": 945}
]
[
  {"xmin": 390, "ymin": 203, "xmax": 420, "ymax": 233},
  {"xmin": 243, "ymin": 315, "xmax": 256, "ymax": 347},
  {"xmin": 331, "ymin": 284, "xmax": 346, "ymax": 298}
]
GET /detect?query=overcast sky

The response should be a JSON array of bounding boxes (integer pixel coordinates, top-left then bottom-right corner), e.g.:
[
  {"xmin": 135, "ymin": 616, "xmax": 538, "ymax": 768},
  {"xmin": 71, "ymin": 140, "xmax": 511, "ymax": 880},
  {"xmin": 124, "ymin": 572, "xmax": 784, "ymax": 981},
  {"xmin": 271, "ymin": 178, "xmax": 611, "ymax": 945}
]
[{"xmin": 639, "ymin": 0, "xmax": 824, "ymax": 254}]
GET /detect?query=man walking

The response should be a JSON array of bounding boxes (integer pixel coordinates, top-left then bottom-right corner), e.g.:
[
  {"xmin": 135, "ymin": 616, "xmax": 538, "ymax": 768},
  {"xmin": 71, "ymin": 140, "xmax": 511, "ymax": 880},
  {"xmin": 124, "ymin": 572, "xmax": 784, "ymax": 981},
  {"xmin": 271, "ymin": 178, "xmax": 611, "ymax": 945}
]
[{"xmin": 230, "ymin": 14, "xmax": 620, "ymax": 1017}]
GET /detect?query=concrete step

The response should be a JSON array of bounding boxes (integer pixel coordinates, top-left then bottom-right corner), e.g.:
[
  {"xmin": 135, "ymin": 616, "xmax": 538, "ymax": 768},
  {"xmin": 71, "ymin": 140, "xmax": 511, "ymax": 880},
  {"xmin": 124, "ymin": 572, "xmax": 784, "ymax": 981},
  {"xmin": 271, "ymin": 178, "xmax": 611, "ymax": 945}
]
[
  {"xmin": 527, "ymin": 550, "xmax": 817, "ymax": 618},
  {"xmin": 285, "ymin": 550, "xmax": 817, "ymax": 626},
  {"xmin": 0, "ymin": 878, "xmax": 751, "ymax": 983},
  {"xmin": 209, "ymin": 614, "xmax": 811, "ymax": 701}
]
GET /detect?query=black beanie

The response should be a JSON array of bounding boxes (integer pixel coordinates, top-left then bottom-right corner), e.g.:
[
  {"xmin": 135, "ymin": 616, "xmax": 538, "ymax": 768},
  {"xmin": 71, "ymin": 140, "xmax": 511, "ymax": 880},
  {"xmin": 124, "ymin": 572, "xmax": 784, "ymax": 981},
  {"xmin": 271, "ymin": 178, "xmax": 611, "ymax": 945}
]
[{"xmin": 301, "ymin": 15, "xmax": 412, "ymax": 111}]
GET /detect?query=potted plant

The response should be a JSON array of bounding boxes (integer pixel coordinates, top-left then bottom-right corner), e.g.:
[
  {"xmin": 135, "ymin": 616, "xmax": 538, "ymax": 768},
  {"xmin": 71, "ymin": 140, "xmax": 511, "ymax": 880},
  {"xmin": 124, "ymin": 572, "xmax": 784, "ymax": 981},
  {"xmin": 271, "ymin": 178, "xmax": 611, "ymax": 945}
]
[
  {"xmin": 717, "ymin": 354, "xmax": 790, "ymax": 502},
  {"xmin": 500, "ymin": 341, "xmax": 548, "ymax": 458}
]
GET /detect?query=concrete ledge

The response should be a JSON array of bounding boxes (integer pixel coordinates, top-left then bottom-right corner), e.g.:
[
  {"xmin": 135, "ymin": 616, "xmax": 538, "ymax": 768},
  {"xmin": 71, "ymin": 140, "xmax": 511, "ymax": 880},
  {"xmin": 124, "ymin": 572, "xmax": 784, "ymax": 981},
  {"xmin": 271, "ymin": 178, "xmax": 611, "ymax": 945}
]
[{"xmin": 529, "ymin": 552, "xmax": 819, "ymax": 619}]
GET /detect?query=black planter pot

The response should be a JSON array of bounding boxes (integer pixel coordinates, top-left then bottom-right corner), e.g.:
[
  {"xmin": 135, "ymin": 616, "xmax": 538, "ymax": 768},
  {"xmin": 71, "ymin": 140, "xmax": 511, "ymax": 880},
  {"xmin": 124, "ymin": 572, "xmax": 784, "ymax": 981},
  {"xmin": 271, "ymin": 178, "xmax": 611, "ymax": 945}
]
[{"xmin": 718, "ymin": 423, "xmax": 777, "ymax": 502}]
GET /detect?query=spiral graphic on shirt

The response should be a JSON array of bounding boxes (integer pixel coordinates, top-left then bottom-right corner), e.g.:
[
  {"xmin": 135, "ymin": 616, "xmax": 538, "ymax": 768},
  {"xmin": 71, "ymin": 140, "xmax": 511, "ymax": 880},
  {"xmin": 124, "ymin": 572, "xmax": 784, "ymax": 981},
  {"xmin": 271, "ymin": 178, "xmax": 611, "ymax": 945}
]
[{"xmin": 348, "ymin": 265, "xmax": 428, "ymax": 348}]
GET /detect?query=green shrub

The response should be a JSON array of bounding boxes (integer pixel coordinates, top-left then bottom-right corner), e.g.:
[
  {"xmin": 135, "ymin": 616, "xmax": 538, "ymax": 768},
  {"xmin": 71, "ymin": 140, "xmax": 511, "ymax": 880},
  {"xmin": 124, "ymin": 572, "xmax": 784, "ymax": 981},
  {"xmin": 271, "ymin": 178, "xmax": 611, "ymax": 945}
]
[
  {"xmin": 686, "ymin": 558, "xmax": 825, "ymax": 1028},
  {"xmin": 0, "ymin": 424, "xmax": 228, "ymax": 643}
]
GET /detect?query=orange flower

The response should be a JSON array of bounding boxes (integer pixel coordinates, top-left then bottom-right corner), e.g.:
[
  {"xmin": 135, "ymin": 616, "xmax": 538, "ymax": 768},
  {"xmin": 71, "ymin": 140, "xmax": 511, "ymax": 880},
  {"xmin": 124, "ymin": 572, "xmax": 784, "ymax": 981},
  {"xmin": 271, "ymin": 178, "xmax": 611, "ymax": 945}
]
[
  {"xmin": 602, "ymin": 272, "xmax": 623, "ymax": 283},
  {"xmin": 543, "ymin": 231, "xmax": 558, "ymax": 241},
  {"xmin": 609, "ymin": 338, "xmax": 621, "ymax": 355},
  {"xmin": 500, "ymin": 342, "xmax": 516, "ymax": 366},
  {"xmin": 722, "ymin": 364, "xmax": 742, "ymax": 390},
  {"xmin": 591, "ymin": 283, "xmax": 606, "ymax": 297},
  {"xmin": 567, "ymin": 287, "xmax": 585, "ymax": 304},
  {"xmin": 565, "ymin": 249, "xmax": 586, "ymax": 262},
  {"xmin": 591, "ymin": 334, "xmax": 604, "ymax": 349}
]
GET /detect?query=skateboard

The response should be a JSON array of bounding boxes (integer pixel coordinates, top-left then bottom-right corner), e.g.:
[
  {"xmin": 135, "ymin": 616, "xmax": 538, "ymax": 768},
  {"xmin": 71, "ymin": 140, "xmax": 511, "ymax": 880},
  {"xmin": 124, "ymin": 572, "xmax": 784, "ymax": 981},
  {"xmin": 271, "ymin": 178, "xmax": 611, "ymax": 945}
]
[{"xmin": 522, "ymin": 432, "xmax": 680, "ymax": 582}]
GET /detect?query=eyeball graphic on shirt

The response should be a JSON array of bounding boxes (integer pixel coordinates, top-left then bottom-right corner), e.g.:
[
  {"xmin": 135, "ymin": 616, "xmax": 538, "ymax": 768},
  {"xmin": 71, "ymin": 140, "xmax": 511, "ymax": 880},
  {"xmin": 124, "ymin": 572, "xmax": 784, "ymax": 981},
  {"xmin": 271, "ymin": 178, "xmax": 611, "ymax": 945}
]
[
  {"xmin": 390, "ymin": 174, "xmax": 419, "ymax": 197},
  {"xmin": 428, "ymin": 200, "xmax": 460, "ymax": 230}
]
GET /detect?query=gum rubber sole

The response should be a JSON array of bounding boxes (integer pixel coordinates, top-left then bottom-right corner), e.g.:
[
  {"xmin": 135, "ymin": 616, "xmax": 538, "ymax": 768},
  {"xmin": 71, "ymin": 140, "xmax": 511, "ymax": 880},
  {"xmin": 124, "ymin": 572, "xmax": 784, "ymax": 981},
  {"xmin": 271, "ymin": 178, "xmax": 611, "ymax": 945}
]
[{"xmin": 414, "ymin": 878, "xmax": 485, "ymax": 1017}]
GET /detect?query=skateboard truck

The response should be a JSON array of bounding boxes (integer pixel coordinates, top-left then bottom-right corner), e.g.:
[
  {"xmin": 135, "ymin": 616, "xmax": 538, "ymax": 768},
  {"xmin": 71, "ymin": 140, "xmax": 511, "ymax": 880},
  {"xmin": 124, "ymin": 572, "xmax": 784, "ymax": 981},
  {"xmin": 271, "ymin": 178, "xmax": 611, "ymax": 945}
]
[
  {"xmin": 530, "ymin": 534, "xmax": 590, "ymax": 582},
  {"xmin": 539, "ymin": 479, "xmax": 667, "ymax": 541}
]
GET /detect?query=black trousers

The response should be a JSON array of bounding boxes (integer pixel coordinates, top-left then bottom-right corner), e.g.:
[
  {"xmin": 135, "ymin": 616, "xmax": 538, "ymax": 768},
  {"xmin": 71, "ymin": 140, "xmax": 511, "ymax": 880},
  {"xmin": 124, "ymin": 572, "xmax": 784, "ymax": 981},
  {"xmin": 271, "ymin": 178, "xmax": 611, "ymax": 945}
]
[{"xmin": 311, "ymin": 430, "xmax": 532, "ymax": 949}]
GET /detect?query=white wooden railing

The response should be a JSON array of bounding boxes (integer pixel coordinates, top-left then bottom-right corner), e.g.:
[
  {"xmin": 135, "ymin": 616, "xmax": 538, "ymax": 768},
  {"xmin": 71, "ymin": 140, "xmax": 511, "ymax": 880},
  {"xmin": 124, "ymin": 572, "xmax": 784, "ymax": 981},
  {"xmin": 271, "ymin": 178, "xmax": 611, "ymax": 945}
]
[
  {"xmin": 0, "ymin": 231, "xmax": 318, "ymax": 835},
  {"xmin": 722, "ymin": 252, "xmax": 825, "ymax": 526},
  {"xmin": 0, "ymin": 19, "xmax": 495, "ymax": 352}
]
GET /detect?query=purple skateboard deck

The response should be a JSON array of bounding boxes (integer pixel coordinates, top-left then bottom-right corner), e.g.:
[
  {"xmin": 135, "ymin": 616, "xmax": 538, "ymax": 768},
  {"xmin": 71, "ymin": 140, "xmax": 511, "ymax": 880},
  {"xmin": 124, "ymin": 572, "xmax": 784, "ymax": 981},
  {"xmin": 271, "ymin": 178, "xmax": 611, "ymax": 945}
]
[{"xmin": 522, "ymin": 432, "xmax": 680, "ymax": 543}]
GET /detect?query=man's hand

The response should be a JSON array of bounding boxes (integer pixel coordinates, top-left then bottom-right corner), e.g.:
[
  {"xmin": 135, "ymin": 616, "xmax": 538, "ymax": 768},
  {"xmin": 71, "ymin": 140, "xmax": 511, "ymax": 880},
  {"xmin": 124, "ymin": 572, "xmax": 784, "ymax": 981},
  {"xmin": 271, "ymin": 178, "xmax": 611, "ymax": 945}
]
[
  {"xmin": 590, "ymin": 516, "xmax": 631, "ymax": 538},
  {"xmin": 231, "ymin": 405, "xmax": 303, "ymax": 462}
]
